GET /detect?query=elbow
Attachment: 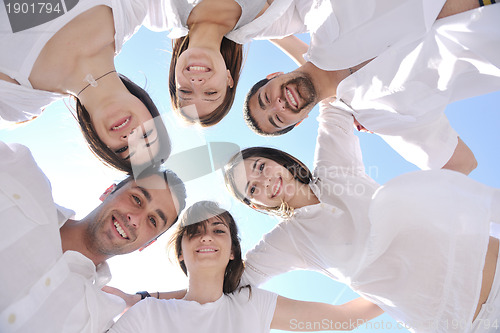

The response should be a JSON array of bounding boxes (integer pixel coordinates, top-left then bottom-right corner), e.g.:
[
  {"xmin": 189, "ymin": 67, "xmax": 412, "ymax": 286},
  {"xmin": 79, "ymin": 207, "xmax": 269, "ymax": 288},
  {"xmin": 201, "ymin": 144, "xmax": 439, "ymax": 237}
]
[
  {"xmin": 442, "ymin": 155, "xmax": 478, "ymax": 175},
  {"xmin": 467, "ymin": 157, "xmax": 478, "ymax": 175}
]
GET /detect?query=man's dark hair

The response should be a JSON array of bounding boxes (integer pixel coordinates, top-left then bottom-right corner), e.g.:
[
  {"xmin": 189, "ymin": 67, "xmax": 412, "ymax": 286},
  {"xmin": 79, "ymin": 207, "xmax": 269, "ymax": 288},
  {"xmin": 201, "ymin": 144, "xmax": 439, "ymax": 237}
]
[{"xmin": 243, "ymin": 78, "xmax": 294, "ymax": 137}]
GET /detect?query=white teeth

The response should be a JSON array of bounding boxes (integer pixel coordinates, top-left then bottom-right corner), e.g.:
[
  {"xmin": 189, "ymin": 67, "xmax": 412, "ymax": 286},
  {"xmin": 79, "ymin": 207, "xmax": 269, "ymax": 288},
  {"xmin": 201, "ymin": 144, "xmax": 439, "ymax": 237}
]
[
  {"xmin": 286, "ymin": 88, "xmax": 297, "ymax": 107},
  {"xmin": 198, "ymin": 248, "xmax": 216, "ymax": 253},
  {"xmin": 188, "ymin": 66, "xmax": 209, "ymax": 72},
  {"xmin": 114, "ymin": 221, "xmax": 128, "ymax": 239},
  {"xmin": 272, "ymin": 179, "xmax": 281, "ymax": 197},
  {"xmin": 112, "ymin": 118, "xmax": 129, "ymax": 130}
]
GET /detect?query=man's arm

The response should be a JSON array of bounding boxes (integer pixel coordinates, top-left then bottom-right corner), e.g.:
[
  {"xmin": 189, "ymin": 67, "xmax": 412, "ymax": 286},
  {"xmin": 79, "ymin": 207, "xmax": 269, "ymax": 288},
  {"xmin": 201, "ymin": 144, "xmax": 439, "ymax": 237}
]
[
  {"xmin": 441, "ymin": 137, "xmax": 477, "ymax": 175},
  {"xmin": 271, "ymin": 296, "xmax": 383, "ymax": 331},
  {"xmin": 269, "ymin": 35, "xmax": 309, "ymax": 66}
]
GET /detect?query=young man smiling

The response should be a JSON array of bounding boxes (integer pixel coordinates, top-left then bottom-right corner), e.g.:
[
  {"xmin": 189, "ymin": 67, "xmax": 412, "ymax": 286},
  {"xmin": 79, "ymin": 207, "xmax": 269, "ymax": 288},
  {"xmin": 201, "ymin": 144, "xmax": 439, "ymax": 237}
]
[
  {"xmin": 0, "ymin": 141, "xmax": 186, "ymax": 333},
  {"xmin": 244, "ymin": 2, "xmax": 500, "ymax": 174}
]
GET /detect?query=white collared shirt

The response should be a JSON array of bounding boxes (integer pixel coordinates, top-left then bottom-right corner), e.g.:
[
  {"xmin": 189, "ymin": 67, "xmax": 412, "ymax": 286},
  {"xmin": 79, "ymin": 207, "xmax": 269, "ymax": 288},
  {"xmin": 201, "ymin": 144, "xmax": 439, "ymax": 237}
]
[
  {"xmin": 330, "ymin": 5, "xmax": 500, "ymax": 169},
  {"xmin": 0, "ymin": 141, "xmax": 124, "ymax": 333}
]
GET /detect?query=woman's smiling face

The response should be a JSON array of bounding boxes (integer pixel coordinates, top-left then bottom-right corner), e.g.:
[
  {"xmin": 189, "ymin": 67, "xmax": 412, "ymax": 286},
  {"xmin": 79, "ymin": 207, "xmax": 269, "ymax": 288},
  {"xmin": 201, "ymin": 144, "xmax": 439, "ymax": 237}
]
[
  {"xmin": 179, "ymin": 216, "xmax": 234, "ymax": 273},
  {"xmin": 174, "ymin": 47, "xmax": 234, "ymax": 120},
  {"xmin": 231, "ymin": 157, "xmax": 299, "ymax": 208}
]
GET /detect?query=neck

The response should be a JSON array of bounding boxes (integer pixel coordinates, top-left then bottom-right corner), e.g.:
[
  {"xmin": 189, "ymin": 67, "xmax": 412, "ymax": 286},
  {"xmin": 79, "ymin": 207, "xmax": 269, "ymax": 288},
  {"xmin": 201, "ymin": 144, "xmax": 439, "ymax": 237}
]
[
  {"xmin": 187, "ymin": 23, "xmax": 226, "ymax": 51},
  {"xmin": 184, "ymin": 269, "xmax": 225, "ymax": 304},
  {"xmin": 187, "ymin": 0, "xmax": 241, "ymax": 36},
  {"xmin": 74, "ymin": 71, "xmax": 126, "ymax": 117},
  {"xmin": 296, "ymin": 62, "xmax": 349, "ymax": 101},
  {"xmin": 288, "ymin": 182, "xmax": 320, "ymax": 209},
  {"xmin": 60, "ymin": 218, "xmax": 109, "ymax": 266}
]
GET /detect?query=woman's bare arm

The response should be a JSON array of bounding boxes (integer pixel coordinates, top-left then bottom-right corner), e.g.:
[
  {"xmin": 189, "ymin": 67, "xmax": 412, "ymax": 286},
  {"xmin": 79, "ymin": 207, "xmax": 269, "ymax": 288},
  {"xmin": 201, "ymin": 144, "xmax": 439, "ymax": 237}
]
[
  {"xmin": 269, "ymin": 35, "xmax": 309, "ymax": 66},
  {"xmin": 271, "ymin": 296, "xmax": 383, "ymax": 331}
]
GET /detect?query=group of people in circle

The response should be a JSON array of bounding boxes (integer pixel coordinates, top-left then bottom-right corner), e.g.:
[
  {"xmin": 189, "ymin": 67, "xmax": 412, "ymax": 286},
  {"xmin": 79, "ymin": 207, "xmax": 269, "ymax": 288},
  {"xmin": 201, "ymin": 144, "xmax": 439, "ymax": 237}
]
[{"xmin": 1, "ymin": 0, "xmax": 500, "ymax": 332}]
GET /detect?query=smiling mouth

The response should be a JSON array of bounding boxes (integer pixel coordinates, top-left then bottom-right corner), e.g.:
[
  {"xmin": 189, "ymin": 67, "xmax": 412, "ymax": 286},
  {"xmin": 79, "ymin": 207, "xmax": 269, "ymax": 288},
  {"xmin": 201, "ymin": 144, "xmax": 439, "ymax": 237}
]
[
  {"xmin": 112, "ymin": 216, "xmax": 129, "ymax": 239},
  {"xmin": 111, "ymin": 117, "xmax": 130, "ymax": 131},
  {"xmin": 271, "ymin": 177, "xmax": 282, "ymax": 198},
  {"xmin": 285, "ymin": 87, "xmax": 299, "ymax": 109}
]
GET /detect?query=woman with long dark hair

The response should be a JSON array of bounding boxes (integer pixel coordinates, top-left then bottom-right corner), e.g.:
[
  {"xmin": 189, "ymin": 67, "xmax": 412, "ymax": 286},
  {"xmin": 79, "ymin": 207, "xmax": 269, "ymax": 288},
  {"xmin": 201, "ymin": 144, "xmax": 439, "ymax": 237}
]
[
  {"xmin": 108, "ymin": 200, "xmax": 383, "ymax": 332},
  {"xmin": 0, "ymin": 0, "xmax": 171, "ymax": 173}
]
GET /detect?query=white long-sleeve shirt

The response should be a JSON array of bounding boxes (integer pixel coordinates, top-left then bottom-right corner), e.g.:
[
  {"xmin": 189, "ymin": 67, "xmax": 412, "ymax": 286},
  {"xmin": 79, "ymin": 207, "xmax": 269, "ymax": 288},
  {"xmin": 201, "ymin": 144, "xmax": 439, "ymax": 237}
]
[
  {"xmin": 242, "ymin": 102, "xmax": 496, "ymax": 332},
  {"xmin": 0, "ymin": 141, "xmax": 124, "ymax": 333}
]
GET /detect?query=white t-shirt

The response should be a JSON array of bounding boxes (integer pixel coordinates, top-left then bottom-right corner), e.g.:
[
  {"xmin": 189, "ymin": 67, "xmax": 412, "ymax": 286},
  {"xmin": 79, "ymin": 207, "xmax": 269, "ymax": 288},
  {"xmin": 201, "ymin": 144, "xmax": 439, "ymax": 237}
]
[
  {"xmin": 331, "ymin": 4, "xmax": 500, "ymax": 169},
  {"xmin": 108, "ymin": 287, "xmax": 278, "ymax": 333},
  {"xmin": 0, "ymin": 0, "xmax": 161, "ymax": 128},
  {"xmin": 242, "ymin": 103, "xmax": 496, "ymax": 332},
  {"xmin": 0, "ymin": 141, "xmax": 125, "ymax": 333}
]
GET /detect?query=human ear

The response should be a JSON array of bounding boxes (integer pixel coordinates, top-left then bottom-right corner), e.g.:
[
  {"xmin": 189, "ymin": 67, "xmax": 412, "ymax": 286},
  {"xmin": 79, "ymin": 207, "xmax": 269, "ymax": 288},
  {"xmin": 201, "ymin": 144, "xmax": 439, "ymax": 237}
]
[
  {"xmin": 99, "ymin": 184, "xmax": 117, "ymax": 202},
  {"xmin": 226, "ymin": 70, "xmax": 234, "ymax": 89},
  {"xmin": 266, "ymin": 72, "xmax": 284, "ymax": 80}
]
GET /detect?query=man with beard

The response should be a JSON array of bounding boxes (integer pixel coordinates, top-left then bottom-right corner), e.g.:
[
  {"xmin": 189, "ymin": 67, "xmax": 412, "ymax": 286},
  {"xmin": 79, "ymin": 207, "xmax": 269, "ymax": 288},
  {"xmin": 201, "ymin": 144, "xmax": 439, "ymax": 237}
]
[
  {"xmin": 0, "ymin": 141, "xmax": 186, "ymax": 333},
  {"xmin": 244, "ymin": 1, "xmax": 500, "ymax": 175}
]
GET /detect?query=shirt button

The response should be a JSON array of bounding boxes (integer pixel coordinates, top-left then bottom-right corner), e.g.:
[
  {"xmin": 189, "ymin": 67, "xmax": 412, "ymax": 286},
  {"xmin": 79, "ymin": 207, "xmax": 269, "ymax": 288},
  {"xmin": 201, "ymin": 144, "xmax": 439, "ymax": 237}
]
[
  {"xmin": 45, "ymin": 278, "xmax": 51, "ymax": 287},
  {"xmin": 8, "ymin": 314, "xmax": 16, "ymax": 324},
  {"xmin": 12, "ymin": 194, "xmax": 20, "ymax": 200}
]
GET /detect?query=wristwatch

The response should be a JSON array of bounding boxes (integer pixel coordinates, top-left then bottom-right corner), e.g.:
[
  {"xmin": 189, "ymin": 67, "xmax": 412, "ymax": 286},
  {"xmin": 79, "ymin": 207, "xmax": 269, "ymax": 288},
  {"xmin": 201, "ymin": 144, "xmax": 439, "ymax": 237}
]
[{"xmin": 136, "ymin": 291, "xmax": 151, "ymax": 300}]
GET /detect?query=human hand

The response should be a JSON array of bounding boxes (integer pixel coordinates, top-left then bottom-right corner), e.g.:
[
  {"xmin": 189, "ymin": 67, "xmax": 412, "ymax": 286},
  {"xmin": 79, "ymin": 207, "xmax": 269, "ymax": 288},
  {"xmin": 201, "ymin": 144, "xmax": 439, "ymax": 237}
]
[{"xmin": 102, "ymin": 286, "xmax": 141, "ymax": 310}]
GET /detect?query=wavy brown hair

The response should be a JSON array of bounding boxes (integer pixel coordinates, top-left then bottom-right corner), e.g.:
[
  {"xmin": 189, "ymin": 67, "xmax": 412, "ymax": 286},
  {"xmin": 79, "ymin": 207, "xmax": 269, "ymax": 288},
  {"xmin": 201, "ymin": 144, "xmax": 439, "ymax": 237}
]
[
  {"xmin": 75, "ymin": 74, "xmax": 171, "ymax": 174},
  {"xmin": 168, "ymin": 35, "xmax": 243, "ymax": 127},
  {"xmin": 169, "ymin": 201, "xmax": 247, "ymax": 294}
]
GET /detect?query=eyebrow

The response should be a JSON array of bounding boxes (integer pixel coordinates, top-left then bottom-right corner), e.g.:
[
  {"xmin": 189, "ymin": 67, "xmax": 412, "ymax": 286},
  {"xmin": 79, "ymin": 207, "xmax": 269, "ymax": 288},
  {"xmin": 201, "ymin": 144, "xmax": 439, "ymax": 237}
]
[
  {"xmin": 138, "ymin": 186, "xmax": 168, "ymax": 228},
  {"xmin": 178, "ymin": 95, "xmax": 192, "ymax": 101},
  {"xmin": 203, "ymin": 95, "xmax": 222, "ymax": 102},
  {"xmin": 257, "ymin": 92, "xmax": 265, "ymax": 110},
  {"xmin": 178, "ymin": 93, "xmax": 222, "ymax": 103},
  {"xmin": 145, "ymin": 135, "xmax": 159, "ymax": 148},
  {"xmin": 156, "ymin": 209, "xmax": 168, "ymax": 228},
  {"xmin": 138, "ymin": 187, "xmax": 152, "ymax": 202},
  {"xmin": 115, "ymin": 146, "xmax": 130, "ymax": 160},
  {"xmin": 244, "ymin": 159, "xmax": 259, "ymax": 194},
  {"xmin": 123, "ymin": 130, "xmax": 158, "ymax": 160}
]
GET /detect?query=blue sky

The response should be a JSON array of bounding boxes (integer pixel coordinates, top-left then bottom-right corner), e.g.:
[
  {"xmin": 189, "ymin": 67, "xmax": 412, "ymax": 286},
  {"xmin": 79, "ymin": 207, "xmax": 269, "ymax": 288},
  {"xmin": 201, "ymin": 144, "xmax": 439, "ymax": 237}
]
[{"xmin": 1, "ymin": 24, "xmax": 499, "ymax": 332}]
